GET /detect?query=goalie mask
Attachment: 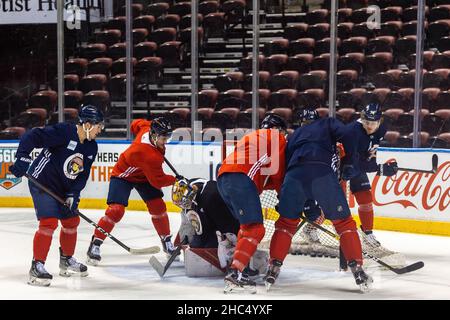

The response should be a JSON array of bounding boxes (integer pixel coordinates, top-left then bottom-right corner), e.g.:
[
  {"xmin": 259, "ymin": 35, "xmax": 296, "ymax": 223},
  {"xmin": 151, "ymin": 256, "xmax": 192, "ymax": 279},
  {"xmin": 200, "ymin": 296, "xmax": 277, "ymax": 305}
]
[{"xmin": 172, "ymin": 179, "xmax": 198, "ymax": 210}]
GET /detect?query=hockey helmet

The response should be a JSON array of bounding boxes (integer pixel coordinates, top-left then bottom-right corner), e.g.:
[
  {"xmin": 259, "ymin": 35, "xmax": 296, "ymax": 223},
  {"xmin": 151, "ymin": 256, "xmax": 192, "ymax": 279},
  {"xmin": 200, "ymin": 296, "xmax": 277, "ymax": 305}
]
[
  {"xmin": 361, "ymin": 103, "xmax": 382, "ymax": 122},
  {"xmin": 297, "ymin": 108, "xmax": 319, "ymax": 125},
  {"xmin": 78, "ymin": 105, "xmax": 104, "ymax": 126},
  {"xmin": 260, "ymin": 114, "xmax": 287, "ymax": 131},
  {"xmin": 150, "ymin": 117, "xmax": 173, "ymax": 137}
]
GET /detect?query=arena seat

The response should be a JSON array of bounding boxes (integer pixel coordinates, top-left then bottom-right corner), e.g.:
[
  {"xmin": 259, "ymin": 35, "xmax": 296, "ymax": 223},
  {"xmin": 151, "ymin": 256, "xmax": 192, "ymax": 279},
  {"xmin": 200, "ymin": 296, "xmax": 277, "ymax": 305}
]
[
  {"xmin": 284, "ymin": 24, "xmax": 308, "ymax": 41},
  {"xmin": 198, "ymin": 89, "xmax": 219, "ymax": 108},
  {"xmin": 134, "ymin": 42, "xmax": 158, "ymax": 60},
  {"xmin": 133, "ymin": 15, "xmax": 155, "ymax": 33},
  {"xmin": 269, "ymin": 71, "xmax": 300, "ymax": 92},
  {"xmin": 149, "ymin": 27, "xmax": 177, "ymax": 45},
  {"xmin": 147, "ymin": 3, "xmax": 170, "ymax": 18},
  {"xmin": 82, "ymin": 90, "xmax": 110, "ymax": 114},
  {"xmin": 287, "ymin": 54, "xmax": 313, "ymax": 74},
  {"xmin": 242, "ymin": 71, "xmax": 270, "ymax": 91},
  {"xmin": 79, "ymin": 74, "xmax": 107, "ymax": 94},
  {"xmin": 268, "ymin": 89, "xmax": 298, "ymax": 110},
  {"xmin": 95, "ymin": 30, "xmax": 122, "ymax": 47},
  {"xmin": 243, "ymin": 89, "xmax": 271, "ymax": 109},
  {"xmin": 108, "ymin": 42, "xmax": 127, "ymax": 60},
  {"xmin": 87, "ymin": 58, "xmax": 113, "ymax": 76},
  {"xmin": 64, "ymin": 91, "xmax": 84, "ymax": 109},
  {"xmin": 28, "ymin": 90, "xmax": 57, "ymax": 113},
  {"xmin": 81, "ymin": 43, "xmax": 107, "ymax": 60}
]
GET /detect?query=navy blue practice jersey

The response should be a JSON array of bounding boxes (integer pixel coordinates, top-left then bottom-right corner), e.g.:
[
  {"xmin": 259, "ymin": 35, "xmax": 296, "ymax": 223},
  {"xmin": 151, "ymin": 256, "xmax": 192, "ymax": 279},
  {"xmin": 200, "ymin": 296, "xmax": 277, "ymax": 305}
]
[
  {"xmin": 346, "ymin": 120, "xmax": 387, "ymax": 173},
  {"xmin": 286, "ymin": 117, "xmax": 357, "ymax": 170},
  {"xmin": 15, "ymin": 123, "xmax": 98, "ymax": 198}
]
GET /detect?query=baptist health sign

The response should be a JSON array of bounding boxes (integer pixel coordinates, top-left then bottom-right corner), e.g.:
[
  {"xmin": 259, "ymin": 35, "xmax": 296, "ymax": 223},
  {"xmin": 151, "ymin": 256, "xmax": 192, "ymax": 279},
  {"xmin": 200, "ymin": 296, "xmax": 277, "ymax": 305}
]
[{"xmin": 0, "ymin": 0, "xmax": 102, "ymax": 24}]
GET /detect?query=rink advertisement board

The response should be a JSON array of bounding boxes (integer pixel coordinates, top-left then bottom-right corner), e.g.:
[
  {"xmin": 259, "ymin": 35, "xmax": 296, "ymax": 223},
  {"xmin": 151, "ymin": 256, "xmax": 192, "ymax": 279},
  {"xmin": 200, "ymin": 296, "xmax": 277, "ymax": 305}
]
[
  {"xmin": 0, "ymin": 141, "xmax": 223, "ymax": 211},
  {"xmin": 0, "ymin": 140, "xmax": 448, "ymax": 235}
]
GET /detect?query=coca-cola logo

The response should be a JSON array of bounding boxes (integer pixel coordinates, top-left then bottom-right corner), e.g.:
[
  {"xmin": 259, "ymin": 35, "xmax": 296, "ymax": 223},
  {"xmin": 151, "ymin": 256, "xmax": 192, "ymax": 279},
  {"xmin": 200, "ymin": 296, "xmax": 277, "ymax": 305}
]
[{"xmin": 371, "ymin": 161, "xmax": 450, "ymax": 212}]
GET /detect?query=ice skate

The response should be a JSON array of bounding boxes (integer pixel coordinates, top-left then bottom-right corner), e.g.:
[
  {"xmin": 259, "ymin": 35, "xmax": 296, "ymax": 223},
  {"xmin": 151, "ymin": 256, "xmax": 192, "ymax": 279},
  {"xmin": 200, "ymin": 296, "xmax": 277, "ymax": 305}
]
[
  {"xmin": 86, "ymin": 236, "xmax": 103, "ymax": 266},
  {"xmin": 264, "ymin": 259, "xmax": 282, "ymax": 291},
  {"xmin": 28, "ymin": 260, "xmax": 52, "ymax": 287},
  {"xmin": 161, "ymin": 235, "xmax": 180, "ymax": 260},
  {"xmin": 362, "ymin": 228, "xmax": 381, "ymax": 247},
  {"xmin": 59, "ymin": 248, "xmax": 89, "ymax": 277},
  {"xmin": 224, "ymin": 268, "xmax": 256, "ymax": 294},
  {"xmin": 349, "ymin": 260, "xmax": 373, "ymax": 293}
]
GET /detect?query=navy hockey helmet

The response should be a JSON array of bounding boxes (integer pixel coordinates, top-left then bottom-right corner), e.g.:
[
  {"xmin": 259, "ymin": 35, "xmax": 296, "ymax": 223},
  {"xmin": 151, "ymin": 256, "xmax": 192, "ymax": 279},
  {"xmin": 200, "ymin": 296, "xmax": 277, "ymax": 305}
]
[
  {"xmin": 78, "ymin": 105, "xmax": 104, "ymax": 125},
  {"xmin": 260, "ymin": 114, "xmax": 287, "ymax": 131},
  {"xmin": 361, "ymin": 103, "xmax": 382, "ymax": 122},
  {"xmin": 150, "ymin": 117, "xmax": 173, "ymax": 137},
  {"xmin": 297, "ymin": 108, "xmax": 319, "ymax": 124}
]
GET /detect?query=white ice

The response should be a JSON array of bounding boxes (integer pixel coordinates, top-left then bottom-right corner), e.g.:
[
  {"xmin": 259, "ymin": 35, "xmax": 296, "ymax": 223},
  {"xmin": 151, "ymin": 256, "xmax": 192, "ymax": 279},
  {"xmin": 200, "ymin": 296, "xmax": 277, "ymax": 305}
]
[{"xmin": 0, "ymin": 208, "xmax": 449, "ymax": 300}]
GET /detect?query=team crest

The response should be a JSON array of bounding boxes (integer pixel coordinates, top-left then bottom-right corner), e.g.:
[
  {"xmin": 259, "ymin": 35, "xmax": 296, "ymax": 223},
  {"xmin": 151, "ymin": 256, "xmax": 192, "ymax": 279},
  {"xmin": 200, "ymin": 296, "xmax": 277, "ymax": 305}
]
[{"xmin": 63, "ymin": 153, "xmax": 84, "ymax": 180}]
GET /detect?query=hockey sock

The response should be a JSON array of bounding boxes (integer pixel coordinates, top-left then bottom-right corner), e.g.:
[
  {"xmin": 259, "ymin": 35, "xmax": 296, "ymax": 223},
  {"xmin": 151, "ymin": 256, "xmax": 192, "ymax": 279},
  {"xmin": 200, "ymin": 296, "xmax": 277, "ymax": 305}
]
[
  {"xmin": 94, "ymin": 204, "xmax": 125, "ymax": 240},
  {"xmin": 354, "ymin": 190, "xmax": 374, "ymax": 232},
  {"xmin": 33, "ymin": 218, "xmax": 58, "ymax": 262},
  {"xmin": 60, "ymin": 216, "xmax": 80, "ymax": 257},
  {"xmin": 146, "ymin": 198, "xmax": 170, "ymax": 237},
  {"xmin": 269, "ymin": 217, "xmax": 300, "ymax": 262},
  {"xmin": 332, "ymin": 216, "xmax": 363, "ymax": 265},
  {"xmin": 231, "ymin": 223, "xmax": 265, "ymax": 272}
]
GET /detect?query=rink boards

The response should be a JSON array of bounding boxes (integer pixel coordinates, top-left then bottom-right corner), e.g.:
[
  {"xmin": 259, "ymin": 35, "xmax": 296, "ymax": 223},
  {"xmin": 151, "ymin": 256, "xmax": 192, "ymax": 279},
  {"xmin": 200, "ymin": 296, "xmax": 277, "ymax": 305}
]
[{"xmin": 0, "ymin": 141, "xmax": 449, "ymax": 236}]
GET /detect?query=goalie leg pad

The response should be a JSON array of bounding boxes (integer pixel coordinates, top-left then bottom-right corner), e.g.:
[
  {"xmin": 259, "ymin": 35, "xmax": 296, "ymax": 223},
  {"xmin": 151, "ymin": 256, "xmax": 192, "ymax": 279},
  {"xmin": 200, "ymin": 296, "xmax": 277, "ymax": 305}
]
[
  {"xmin": 231, "ymin": 223, "xmax": 265, "ymax": 272},
  {"xmin": 185, "ymin": 248, "xmax": 225, "ymax": 277},
  {"xmin": 94, "ymin": 204, "xmax": 125, "ymax": 240},
  {"xmin": 269, "ymin": 217, "xmax": 300, "ymax": 262},
  {"xmin": 332, "ymin": 216, "xmax": 363, "ymax": 265},
  {"xmin": 34, "ymin": 218, "xmax": 58, "ymax": 262},
  {"xmin": 146, "ymin": 198, "xmax": 170, "ymax": 237},
  {"xmin": 60, "ymin": 216, "xmax": 80, "ymax": 257},
  {"xmin": 354, "ymin": 190, "xmax": 374, "ymax": 232}
]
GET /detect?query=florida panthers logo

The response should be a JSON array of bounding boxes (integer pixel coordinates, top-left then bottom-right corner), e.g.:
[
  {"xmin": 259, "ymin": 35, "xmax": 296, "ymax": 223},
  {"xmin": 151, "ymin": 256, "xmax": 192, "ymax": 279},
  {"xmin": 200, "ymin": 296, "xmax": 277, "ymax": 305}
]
[{"xmin": 63, "ymin": 153, "xmax": 84, "ymax": 180}]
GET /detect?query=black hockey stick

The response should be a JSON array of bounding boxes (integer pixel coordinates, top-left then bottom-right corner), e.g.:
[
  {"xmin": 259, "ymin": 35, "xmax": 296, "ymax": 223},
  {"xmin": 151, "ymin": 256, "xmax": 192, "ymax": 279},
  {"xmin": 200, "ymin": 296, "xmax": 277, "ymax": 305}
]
[
  {"xmin": 26, "ymin": 174, "xmax": 160, "ymax": 255},
  {"xmin": 300, "ymin": 215, "xmax": 424, "ymax": 275},
  {"xmin": 163, "ymin": 156, "xmax": 181, "ymax": 176},
  {"xmin": 397, "ymin": 154, "xmax": 438, "ymax": 174},
  {"xmin": 149, "ymin": 237, "xmax": 188, "ymax": 278}
]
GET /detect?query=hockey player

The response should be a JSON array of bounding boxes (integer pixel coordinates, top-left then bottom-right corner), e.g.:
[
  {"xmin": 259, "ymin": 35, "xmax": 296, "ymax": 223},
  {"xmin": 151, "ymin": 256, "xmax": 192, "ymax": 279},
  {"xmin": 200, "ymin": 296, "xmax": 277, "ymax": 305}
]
[
  {"xmin": 9, "ymin": 105, "xmax": 104, "ymax": 286},
  {"xmin": 343, "ymin": 103, "xmax": 398, "ymax": 245},
  {"xmin": 217, "ymin": 114, "xmax": 288, "ymax": 293},
  {"xmin": 266, "ymin": 109, "xmax": 373, "ymax": 293},
  {"xmin": 86, "ymin": 117, "xmax": 182, "ymax": 265}
]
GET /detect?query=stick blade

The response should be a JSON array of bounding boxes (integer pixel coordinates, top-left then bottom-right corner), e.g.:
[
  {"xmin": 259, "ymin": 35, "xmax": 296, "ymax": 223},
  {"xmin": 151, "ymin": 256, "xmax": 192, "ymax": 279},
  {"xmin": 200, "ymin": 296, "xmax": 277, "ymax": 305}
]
[
  {"xmin": 129, "ymin": 246, "xmax": 160, "ymax": 255},
  {"xmin": 149, "ymin": 255, "xmax": 165, "ymax": 278},
  {"xmin": 394, "ymin": 261, "xmax": 424, "ymax": 275}
]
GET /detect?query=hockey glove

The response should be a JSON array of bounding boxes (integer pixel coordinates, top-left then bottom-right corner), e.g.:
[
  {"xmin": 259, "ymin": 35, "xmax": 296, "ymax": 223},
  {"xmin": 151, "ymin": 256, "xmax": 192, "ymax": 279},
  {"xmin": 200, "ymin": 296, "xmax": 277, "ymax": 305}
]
[
  {"xmin": 341, "ymin": 164, "xmax": 357, "ymax": 181},
  {"xmin": 9, "ymin": 156, "xmax": 32, "ymax": 178},
  {"xmin": 377, "ymin": 161, "xmax": 398, "ymax": 177},
  {"xmin": 217, "ymin": 231, "xmax": 237, "ymax": 269},
  {"xmin": 63, "ymin": 193, "xmax": 80, "ymax": 215}
]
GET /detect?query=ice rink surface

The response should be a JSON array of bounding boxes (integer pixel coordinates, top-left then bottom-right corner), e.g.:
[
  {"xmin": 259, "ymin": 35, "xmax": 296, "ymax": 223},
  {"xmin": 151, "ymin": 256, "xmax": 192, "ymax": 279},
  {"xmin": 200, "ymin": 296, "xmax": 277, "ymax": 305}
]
[{"xmin": 0, "ymin": 208, "xmax": 449, "ymax": 300}]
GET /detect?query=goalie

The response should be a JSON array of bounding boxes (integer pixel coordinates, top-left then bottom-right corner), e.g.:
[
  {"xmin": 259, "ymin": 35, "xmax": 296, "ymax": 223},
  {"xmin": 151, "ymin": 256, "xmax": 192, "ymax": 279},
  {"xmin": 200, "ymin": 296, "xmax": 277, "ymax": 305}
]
[{"xmin": 173, "ymin": 178, "xmax": 268, "ymax": 278}]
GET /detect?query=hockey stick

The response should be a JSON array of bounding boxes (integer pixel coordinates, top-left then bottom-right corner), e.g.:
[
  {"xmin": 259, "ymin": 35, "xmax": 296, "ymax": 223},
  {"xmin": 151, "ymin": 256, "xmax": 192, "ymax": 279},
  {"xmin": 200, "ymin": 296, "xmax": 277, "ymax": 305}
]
[
  {"xmin": 163, "ymin": 156, "xmax": 181, "ymax": 177},
  {"xmin": 300, "ymin": 215, "xmax": 424, "ymax": 275},
  {"xmin": 397, "ymin": 154, "xmax": 438, "ymax": 174},
  {"xmin": 149, "ymin": 237, "xmax": 189, "ymax": 278},
  {"xmin": 26, "ymin": 174, "xmax": 160, "ymax": 255}
]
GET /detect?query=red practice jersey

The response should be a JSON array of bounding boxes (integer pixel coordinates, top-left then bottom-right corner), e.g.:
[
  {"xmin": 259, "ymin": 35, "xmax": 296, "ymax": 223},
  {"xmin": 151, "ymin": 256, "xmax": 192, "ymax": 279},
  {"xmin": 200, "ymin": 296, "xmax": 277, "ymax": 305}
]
[
  {"xmin": 111, "ymin": 119, "xmax": 176, "ymax": 188},
  {"xmin": 218, "ymin": 129, "xmax": 287, "ymax": 194}
]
